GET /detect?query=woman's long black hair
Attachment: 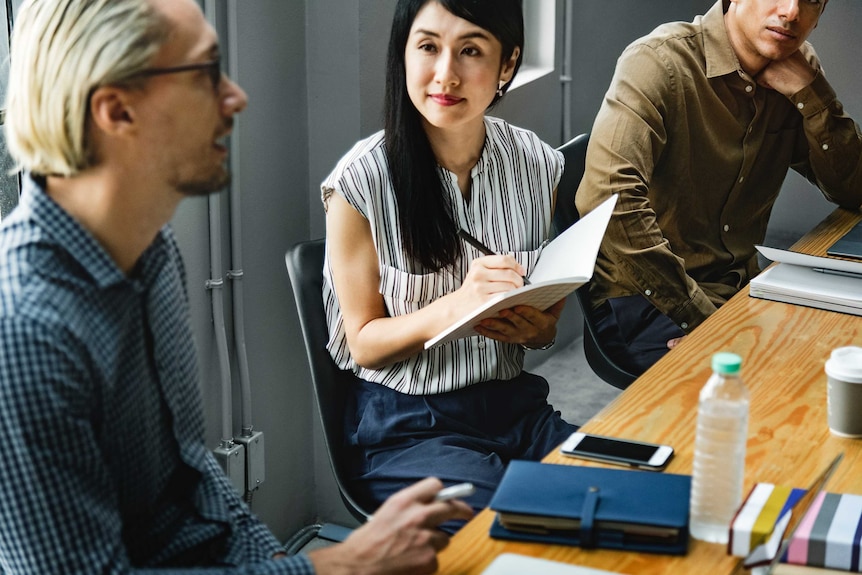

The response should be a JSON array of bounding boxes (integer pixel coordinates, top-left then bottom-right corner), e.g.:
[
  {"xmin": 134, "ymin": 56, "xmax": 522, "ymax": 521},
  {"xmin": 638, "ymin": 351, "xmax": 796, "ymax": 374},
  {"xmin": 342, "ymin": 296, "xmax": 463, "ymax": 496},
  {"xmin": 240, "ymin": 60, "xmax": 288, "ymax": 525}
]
[{"xmin": 384, "ymin": 0, "xmax": 524, "ymax": 271}]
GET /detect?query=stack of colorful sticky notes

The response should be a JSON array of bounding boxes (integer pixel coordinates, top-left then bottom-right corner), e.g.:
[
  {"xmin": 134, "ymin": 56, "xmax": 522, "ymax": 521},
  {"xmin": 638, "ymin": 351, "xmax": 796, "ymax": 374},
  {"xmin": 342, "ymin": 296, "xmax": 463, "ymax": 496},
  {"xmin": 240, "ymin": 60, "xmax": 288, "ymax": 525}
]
[{"xmin": 729, "ymin": 482, "xmax": 862, "ymax": 572}]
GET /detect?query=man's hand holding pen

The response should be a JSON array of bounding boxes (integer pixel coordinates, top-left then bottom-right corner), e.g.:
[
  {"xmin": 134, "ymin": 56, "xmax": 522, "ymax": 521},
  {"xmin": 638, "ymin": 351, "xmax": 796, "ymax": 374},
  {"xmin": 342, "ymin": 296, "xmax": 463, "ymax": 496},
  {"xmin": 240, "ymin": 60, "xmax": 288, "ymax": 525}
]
[{"xmin": 309, "ymin": 478, "xmax": 473, "ymax": 575}]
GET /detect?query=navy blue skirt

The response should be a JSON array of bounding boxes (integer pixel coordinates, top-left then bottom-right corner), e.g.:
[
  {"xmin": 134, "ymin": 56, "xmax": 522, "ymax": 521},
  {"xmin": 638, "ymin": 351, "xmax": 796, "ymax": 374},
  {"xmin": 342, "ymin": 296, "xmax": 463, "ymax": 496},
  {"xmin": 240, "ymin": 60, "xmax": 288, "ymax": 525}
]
[{"xmin": 344, "ymin": 371, "xmax": 577, "ymax": 529}]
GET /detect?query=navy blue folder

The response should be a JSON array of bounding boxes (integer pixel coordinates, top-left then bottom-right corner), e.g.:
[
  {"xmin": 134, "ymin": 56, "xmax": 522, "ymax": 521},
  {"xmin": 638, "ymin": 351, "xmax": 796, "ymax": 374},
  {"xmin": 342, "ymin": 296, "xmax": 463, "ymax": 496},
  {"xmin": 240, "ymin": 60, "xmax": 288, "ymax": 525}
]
[{"xmin": 488, "ymin": 460, "xmax": 691, "ymax": 555}]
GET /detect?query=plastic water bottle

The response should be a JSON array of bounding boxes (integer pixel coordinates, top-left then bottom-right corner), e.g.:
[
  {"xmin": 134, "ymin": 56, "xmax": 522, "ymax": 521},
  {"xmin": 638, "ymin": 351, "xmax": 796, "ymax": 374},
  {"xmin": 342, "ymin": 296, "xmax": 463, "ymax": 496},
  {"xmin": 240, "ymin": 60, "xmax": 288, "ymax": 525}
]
[{"xmin": 689, "ymin": 352, "xmax": 750, "ymax": 543}]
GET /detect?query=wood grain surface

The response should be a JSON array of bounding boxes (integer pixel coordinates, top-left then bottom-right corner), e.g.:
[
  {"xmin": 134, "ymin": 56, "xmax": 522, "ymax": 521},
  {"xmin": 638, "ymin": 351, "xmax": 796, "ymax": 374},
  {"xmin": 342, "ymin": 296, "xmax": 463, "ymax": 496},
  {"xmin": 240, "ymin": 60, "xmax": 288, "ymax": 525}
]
[{"xmin": 436, "ymin": 208, "xmax": 862, "ymax": 575}]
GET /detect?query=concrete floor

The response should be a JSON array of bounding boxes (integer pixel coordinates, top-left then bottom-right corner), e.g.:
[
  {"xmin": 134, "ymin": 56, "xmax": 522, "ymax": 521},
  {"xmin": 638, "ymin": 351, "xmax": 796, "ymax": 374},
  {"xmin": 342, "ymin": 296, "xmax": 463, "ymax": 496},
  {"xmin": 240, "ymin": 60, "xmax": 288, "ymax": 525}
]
[{"xmin": 532, "ymin": 336, "xmax": 622, "ymax": 426}]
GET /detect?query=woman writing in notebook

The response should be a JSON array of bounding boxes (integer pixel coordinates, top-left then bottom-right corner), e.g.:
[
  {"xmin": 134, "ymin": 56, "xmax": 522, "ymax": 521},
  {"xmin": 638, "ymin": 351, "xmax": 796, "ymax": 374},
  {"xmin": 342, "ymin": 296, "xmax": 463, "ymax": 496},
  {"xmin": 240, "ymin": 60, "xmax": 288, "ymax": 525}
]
[{"xmin": 321, "ymin": 0, "xmax": 577, "ymax": 524}]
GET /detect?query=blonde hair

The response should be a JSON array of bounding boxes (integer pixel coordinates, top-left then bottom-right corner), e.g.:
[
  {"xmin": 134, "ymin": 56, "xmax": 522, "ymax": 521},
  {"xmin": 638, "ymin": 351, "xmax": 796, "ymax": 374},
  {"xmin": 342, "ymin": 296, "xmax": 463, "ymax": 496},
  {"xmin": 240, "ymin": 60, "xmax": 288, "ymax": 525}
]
[{"xmin": 4, "ymin": 0, "xmax": 168, "ymax": 176}]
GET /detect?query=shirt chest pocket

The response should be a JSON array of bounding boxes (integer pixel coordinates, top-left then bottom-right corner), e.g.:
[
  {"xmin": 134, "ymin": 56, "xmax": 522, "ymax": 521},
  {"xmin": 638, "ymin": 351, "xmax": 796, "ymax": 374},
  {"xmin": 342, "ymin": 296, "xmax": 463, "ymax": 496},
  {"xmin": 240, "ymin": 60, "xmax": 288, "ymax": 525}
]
[{"xmin": 379, "ymin": 265, "xmax": 450, "ymax": 317}]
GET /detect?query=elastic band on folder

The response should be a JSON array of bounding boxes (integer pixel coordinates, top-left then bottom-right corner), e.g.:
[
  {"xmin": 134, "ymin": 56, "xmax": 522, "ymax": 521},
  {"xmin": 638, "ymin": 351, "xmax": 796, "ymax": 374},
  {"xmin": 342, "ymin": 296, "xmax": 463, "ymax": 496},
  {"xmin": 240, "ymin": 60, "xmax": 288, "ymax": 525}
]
[{"xmin": 580, "ymin": 486, "xmax": 601, "ymax": 548}]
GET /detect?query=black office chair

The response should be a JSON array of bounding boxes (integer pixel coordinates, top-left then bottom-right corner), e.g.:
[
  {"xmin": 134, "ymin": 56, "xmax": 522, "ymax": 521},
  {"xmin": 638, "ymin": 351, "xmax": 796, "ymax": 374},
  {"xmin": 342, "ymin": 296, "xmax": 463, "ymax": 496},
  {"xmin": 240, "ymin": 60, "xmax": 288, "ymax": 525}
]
[
  {"xmin": 284, "ymin": 239, "xmax": 372, "ymax": 525},
  {"xmin": 554, "ymin": 134, "xmax": 637, "ymax": 390}
]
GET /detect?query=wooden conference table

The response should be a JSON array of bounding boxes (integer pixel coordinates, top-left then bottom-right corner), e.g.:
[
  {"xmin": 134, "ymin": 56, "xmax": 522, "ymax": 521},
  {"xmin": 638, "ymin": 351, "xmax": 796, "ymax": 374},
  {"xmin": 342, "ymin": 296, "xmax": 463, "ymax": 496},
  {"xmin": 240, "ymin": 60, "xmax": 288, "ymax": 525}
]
[{"xmin": 437, "ymin": 207, "xmax": 862, "ymax": 575}]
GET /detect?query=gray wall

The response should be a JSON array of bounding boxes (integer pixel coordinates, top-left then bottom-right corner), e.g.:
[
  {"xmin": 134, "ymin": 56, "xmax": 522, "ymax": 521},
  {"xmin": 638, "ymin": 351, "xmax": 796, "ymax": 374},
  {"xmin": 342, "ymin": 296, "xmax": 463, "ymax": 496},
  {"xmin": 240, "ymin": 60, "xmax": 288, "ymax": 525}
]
[
  {"xmin": 569, "ymin": 1, "xmax": 712, "ymax": 136},
  {"xmin": 174, "ymin": 0, "xmax": 315, "ymax": 540},
  {"xmin": 231, "ymin": 0, "xmax": 313, "ymax": 537},
  {"xmin": 173, "ymin": 0, "xmax": 862, "ymax": 544}
]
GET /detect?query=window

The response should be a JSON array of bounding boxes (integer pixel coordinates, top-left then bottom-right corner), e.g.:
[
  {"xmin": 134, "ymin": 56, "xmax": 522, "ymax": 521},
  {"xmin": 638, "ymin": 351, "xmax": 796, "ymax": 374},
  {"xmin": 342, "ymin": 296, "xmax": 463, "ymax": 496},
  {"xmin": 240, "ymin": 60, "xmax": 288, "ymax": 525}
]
[
  {"xmin": 511, "ymin": 0, "xmax": 555, "ymax": 89},
  {"xmin": 0, "ymin": 1, "xmax": 21, "ymax": 221}
]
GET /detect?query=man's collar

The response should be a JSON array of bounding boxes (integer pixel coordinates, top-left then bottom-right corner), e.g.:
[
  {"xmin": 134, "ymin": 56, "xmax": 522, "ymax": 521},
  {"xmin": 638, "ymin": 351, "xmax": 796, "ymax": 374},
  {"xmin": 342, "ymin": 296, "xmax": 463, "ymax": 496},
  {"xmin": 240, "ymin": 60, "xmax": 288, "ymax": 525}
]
[
  {"xmin": 22, "ymin": 173, "xmax": 131, "ymax": 289},
  {"xmin": 703, "ymin": 0, "xmax": 743, "ymax": 78}
]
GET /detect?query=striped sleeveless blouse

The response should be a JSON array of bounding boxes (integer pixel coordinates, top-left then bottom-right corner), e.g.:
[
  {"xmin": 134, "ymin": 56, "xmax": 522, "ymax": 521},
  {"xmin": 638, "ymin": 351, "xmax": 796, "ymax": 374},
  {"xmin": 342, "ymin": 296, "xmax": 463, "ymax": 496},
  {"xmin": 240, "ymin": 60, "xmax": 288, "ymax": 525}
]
[{"xmin": 321, "ymin": 116, "xmax": 564, "ymax": 395}]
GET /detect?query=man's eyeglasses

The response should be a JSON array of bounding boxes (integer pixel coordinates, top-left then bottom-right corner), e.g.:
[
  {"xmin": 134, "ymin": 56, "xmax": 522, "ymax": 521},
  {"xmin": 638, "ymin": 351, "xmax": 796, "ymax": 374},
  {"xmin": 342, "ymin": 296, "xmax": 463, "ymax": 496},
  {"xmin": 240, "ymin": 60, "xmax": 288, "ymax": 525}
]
[{"xmin": 132, "ymin": 58, "xmax": 222, "ymax": 92}]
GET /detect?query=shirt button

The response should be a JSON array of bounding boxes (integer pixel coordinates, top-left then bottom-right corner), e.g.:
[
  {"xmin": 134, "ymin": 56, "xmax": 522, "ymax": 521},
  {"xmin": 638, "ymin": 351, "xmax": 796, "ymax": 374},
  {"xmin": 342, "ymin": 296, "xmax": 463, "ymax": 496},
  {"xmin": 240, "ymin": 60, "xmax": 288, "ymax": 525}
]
[
  {"xmin": 745, "ymin": 85, "xmax": 753, "ymax": 93},
  {"xmin": 680, "ymin": 322, "xmax": 689, "ymax": 330},
  {"xmin": 822, "ymin": 143, "xmax": 829, "ymax": 151},
  {"xmin": 645, "ymin": 289, "xmax": 653, "ymax": 296},
  {"xmin": 797, "ymin": 102, "xmax": 805, "ymax": 110},
  {"xmin": 738, "ymin": 176, "xmax": 745, "ymax": 184},
  {"xmin": 478, "ymin": 339, "xmax": 486, "ymax": 349},
  {"xmin": 724, "ymin": 224, "xmax": 730, "ymax": 232}
]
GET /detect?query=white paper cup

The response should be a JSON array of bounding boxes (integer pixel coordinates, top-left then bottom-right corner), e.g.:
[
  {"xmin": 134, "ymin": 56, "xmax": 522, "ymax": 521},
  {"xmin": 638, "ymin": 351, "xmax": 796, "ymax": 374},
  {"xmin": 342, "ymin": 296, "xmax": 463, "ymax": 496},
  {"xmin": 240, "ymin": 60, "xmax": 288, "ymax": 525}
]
[{"xmin": 825, "ymin": 346, "xmax": 862, "ymax": 438}]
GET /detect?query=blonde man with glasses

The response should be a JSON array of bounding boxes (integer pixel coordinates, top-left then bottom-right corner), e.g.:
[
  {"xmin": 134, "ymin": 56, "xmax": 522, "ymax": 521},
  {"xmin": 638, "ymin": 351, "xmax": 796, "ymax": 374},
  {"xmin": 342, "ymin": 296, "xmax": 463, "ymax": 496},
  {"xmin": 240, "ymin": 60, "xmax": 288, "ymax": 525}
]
[
  {"xmin": 0, "ymin": 1, "xmax": 470, "ymax": 574},
  {"xmin": 576, "ymin": 0, "xmax": 862, "ymax": 375}
]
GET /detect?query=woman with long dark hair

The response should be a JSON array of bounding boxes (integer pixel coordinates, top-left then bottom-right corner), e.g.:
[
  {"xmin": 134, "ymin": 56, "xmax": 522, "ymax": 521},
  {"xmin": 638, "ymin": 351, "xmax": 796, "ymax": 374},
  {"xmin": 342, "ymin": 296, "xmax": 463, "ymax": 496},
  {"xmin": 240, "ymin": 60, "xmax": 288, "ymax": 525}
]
[{"xmin": 321, "ymin": 0, "xmax": 577, "ymax": 524}]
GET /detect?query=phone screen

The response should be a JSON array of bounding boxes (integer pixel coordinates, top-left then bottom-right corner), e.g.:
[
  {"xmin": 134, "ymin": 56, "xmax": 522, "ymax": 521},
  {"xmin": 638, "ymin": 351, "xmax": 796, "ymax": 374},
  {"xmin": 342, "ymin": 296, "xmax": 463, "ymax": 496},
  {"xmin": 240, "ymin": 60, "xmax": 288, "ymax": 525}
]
[{"xmin": 573, "ymin": 435, "xmax": 659, "ymax": 462}]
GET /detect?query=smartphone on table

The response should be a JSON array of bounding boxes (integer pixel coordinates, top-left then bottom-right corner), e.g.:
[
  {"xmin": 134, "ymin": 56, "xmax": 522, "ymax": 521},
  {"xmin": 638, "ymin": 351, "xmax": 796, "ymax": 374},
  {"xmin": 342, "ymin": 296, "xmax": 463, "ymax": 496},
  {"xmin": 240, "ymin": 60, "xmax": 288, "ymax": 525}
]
[{"xmin": 560, "ymin": 432, "xmax": 674, "ymax": 471}]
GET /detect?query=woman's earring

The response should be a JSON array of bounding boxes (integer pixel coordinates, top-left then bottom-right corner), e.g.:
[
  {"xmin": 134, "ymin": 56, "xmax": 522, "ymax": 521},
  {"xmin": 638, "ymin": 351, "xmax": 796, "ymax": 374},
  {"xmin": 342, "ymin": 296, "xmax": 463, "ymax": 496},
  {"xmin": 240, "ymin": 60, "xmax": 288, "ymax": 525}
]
[{"xmin": 496, "ymin": 80, "xmax": 505, "ymax": 97}]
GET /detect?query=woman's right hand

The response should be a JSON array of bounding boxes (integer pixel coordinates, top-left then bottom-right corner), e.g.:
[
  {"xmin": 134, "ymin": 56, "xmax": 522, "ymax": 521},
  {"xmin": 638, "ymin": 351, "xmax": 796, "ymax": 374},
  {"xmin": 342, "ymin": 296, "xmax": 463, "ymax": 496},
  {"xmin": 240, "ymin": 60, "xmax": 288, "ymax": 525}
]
[{"xmin": 450, "ymin": 254, "xmax": 528, "ymax": 315}]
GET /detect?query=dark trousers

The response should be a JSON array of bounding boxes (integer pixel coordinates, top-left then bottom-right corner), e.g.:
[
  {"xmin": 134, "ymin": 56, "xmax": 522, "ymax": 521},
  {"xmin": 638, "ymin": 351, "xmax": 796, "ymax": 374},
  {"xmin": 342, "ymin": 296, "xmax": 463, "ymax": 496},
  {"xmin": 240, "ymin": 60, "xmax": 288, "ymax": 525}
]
[
  {"xmin": 344, "ymin": 372, "xmax": 577, "ymax": 532},
  {"xmin": 592, "ymin": 294, "xmax": 686, "ymax": 376}
]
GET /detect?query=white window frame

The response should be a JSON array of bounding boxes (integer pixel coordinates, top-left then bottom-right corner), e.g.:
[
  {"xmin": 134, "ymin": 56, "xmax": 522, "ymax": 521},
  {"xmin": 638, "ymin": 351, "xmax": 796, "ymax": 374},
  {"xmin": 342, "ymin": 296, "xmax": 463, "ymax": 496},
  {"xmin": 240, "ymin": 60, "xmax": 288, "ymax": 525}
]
[{"xmin": 511, "ymin": 0, "xmax": 555, "ymax": 90}]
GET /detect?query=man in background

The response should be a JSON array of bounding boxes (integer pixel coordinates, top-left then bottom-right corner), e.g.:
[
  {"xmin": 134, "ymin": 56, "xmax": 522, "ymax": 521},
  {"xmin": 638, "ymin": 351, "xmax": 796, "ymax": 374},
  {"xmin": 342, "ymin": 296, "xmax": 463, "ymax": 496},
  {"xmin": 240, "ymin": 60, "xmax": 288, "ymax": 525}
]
[
  {"xmin": 0, "ymin": 0, "xmax": 471, "ymax": 573},
  {"xmin": 576, "ymin": 0, "xmax": 862, "ymax": 375}
]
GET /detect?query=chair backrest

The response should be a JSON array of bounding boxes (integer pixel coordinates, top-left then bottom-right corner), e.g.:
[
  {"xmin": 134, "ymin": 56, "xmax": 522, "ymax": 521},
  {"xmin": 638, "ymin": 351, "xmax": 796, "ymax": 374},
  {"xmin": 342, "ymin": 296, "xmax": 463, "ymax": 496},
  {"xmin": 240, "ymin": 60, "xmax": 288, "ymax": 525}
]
[
  {"xmin": 555, "ymin": 134, "xmax": 637, "ymax": 390},
  {"xmin": 553, "ymin": 133, "xmax": 590, "ymax": 236},
  {"xmin": 284, "ymin": 239, "xmax": 371, "ymax": 523}
]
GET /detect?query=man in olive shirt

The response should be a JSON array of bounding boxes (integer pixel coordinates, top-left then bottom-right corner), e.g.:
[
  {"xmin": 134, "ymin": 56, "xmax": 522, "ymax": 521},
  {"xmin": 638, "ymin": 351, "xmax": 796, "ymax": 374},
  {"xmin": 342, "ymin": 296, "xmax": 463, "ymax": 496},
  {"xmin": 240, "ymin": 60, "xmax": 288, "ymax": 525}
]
[{"xmin": 576, "ymin": 0, "xmax": 862, "ymax": 375}]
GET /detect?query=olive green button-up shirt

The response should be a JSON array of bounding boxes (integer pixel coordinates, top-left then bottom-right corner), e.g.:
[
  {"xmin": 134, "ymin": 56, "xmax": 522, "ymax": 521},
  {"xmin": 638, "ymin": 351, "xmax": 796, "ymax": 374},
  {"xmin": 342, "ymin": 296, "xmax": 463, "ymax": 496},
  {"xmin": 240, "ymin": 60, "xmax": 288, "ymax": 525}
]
[{"xmin": 576, "ymin": 0, "xmax": 862, "ymax": 333}]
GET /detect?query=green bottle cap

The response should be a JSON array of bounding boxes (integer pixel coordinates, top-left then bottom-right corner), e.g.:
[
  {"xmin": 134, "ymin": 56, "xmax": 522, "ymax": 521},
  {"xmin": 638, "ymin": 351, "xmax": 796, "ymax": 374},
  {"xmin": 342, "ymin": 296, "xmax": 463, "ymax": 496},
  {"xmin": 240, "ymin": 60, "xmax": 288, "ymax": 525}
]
[{"xmin": 712, "ymin": 352, "xmax": 742, "ymax": 374}]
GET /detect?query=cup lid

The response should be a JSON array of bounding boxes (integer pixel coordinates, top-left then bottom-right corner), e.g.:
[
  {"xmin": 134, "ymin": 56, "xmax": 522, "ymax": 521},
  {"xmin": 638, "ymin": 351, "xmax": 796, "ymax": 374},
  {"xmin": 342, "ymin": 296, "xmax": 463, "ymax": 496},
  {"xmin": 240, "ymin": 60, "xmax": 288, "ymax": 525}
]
[{"xmin": 825, "ymin": 346, "xmax": 862, "ymax": 383}]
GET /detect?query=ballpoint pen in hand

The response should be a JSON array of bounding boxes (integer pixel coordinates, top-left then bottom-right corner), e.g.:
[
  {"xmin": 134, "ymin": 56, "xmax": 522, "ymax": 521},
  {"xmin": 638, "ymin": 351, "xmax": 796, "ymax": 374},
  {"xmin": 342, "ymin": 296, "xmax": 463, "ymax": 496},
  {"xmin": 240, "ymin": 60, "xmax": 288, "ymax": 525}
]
[
  {"xmin": 434, "ymin": 482, "xmax": 476, "ymax": 502},
  {"xmin": 368, "ymin": 482, "xmax": 476, "ymax": 520},
  {"xmin": 457, "ymin": 229, "xmax": 531, "ymax": 285}
]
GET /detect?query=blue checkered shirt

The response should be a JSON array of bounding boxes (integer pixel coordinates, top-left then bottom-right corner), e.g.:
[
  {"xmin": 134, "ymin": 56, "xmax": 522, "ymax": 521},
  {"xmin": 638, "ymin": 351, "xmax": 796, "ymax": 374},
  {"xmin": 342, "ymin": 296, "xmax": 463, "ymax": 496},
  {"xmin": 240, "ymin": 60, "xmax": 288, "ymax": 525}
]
[{"xmin": 0, "ymin": 175, "xmax": 314, "ymax": 574}]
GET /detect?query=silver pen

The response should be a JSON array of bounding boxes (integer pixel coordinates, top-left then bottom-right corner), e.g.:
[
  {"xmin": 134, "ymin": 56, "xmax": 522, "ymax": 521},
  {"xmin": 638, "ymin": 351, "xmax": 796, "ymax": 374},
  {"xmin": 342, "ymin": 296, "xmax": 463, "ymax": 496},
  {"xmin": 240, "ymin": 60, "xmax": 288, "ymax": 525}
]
[
  {"xmin": 812, "ymin": 267, "xmax": 862, "ymax": 279},
  {"xmin": 368, "ymin": 482, "xmax": 476, "ymax": 521},
  {"xmin": 434, "ymin": 482, "xmax": 476, "ymax": 502}
]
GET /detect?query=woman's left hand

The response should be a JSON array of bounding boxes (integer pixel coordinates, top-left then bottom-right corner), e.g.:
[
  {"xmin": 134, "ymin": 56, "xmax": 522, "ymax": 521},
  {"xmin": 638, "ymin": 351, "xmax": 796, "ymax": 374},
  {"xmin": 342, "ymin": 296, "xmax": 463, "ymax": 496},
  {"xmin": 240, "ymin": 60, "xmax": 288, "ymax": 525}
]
[{"xmin": 474, "ymin": 298, "xmax": 565, "ymax": 346}]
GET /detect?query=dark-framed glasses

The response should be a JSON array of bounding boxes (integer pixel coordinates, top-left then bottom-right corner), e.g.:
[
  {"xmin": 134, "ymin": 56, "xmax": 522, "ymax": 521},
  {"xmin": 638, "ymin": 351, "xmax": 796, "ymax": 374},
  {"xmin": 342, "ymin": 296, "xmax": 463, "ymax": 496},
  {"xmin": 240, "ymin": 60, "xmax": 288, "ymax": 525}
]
[{"xmin": 132, "ymin": 58, "xmax": 222, "ymax": 92}]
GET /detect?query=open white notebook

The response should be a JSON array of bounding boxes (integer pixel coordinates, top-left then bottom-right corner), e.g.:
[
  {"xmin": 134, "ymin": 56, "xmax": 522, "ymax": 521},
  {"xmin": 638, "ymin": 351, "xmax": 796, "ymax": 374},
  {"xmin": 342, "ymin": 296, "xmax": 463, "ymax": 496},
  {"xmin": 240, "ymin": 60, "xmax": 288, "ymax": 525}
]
[
  {"xmin": 749, "ymin": 246, "xmax": 862, "ymax": 316},
  {"xmin": 424, "ymin": 195, "xmax": 616, "ymax": 349}
]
